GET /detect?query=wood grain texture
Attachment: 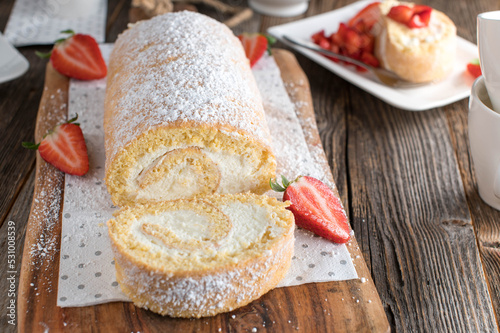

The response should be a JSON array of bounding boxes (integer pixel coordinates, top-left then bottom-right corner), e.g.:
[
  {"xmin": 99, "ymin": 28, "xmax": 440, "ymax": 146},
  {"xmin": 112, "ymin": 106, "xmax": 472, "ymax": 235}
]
[
  {"xmin": 3, "ymin": 0, "xmax": 500, "ymax": 331},
  {"xmin": 17, "ymin": 64, "xmax": 68, "ymax": 333},
  {"xmin": 441, "ymin": 0, "xmax": 500, "ymax": 329}
]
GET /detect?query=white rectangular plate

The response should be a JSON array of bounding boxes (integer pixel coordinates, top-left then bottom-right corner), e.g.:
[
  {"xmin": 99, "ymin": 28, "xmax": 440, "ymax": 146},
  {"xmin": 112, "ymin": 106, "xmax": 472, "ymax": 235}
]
[{"xmin": 268, "ymin": 0, "xmax": 478, "ymax": 111}]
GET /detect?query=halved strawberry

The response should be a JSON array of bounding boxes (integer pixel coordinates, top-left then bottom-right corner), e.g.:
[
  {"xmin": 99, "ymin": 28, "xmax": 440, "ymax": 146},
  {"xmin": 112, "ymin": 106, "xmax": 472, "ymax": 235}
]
[
  {"xmin": 408, "ymin": 5, "xmax": 432, "ymax": 28},
  {"xmin": 23, "ymin": 115, "xmax": 89, "ymax": 176},
  {"xmin": 387, "ymin": 5, "xmax": 432, "ymax": 29},
  {"xmin": 347, "ymin": 2, "xmax": 381, "ymax": 31},
  {"xmin": 238, "ymin": 33, "xmax": 270, "ymax": 67},
  {"xmin": 37, "ymin": 30, "xmax": 106, "ymax": 80},
  {"xmin": 271, "ymin": 176, "xmax": 351, "ymax": 244},
  {"xmin": 387, "ymin": 5, "xmax": 414, "ymax": 25},
  {"xmin": 467, "ymin": 59, "xmax": 482, "ymax": 78}
]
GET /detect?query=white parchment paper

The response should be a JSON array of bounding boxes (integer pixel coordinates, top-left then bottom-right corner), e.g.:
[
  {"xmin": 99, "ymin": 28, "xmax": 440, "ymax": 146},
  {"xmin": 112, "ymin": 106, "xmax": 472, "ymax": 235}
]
[{"xmin": 4, "ymin": 0, "xmax": 106, "ymax": 46}]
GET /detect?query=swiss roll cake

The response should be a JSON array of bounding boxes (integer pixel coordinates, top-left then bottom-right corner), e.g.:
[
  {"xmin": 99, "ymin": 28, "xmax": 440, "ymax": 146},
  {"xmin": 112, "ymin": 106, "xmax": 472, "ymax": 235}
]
[
  {"xmin": 104, "ymin": 11, "xmax": 276, "ymax": 206},
  {"xmin": 107, "ymin": 193, "xmax": 295, "ymax": 318}
]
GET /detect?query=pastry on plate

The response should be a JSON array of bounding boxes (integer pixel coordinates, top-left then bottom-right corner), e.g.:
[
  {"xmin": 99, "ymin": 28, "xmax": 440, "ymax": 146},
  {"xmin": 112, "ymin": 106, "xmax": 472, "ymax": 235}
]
[
  {"xmin": 107, "ymin": 193, "xmax": 295, "ymax": 318},
  {"xmin": 104, "ymin": 11, "xmax": 276, "ymax": 206},
  {"xmin": 374, "ymin": 0, "xmax": 457, "ymax": 83}
]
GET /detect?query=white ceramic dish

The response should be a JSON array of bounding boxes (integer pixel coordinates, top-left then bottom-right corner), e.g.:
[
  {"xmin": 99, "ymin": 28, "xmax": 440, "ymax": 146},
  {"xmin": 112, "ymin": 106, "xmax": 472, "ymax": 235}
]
[
  {"xmin": 0, "ymin": 32, "xmax": 29, "ymax": 84},
  {"xmin": 268, "ymin": 0, "xmax": 479, "ymax": 111}
]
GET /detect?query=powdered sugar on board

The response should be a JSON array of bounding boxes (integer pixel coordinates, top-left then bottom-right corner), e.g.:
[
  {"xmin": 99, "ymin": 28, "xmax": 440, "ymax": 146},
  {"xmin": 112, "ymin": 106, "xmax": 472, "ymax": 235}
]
[{"xmin": 57, "ymin": 44, "xmax": 357, "ymax": 307}]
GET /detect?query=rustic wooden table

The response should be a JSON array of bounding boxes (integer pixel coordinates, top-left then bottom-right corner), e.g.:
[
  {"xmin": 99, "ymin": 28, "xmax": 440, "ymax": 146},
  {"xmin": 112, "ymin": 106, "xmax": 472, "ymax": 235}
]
[{"xmin": 1, "ymin": 0, "xmax": 500, "ymax": 332}]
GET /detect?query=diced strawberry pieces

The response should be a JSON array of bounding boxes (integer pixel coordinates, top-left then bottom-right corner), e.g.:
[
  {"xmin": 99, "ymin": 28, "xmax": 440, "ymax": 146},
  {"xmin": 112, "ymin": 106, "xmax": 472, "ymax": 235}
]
[
  {"xmin": 311, "ymin": 30, "xmax": 327, "ymax": 44},
  {"xmin": 361, "ymin": 51, "xmax": 379, "ymax": 68},
  {"xmin": 50, "ymin": 33, "xmax": 107, "ymax": 80},
  {"xmin": 238, "ymin": 33, "xmax": 268, "ymax": 67},
  {"xmin": 319, "ymin": 38, "xmax": 331, "ymax": 50},
  {"xmin": 310, "ymin": 2, "xmax": 382, "ymax": 72}
]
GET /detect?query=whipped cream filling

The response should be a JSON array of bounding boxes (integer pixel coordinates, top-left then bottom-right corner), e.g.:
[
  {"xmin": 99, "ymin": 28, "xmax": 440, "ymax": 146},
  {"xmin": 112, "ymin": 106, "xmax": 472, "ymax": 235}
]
[
  {"xmin": 129, "ymin": 144, "xmax": 259, "ymax": 200},
  {"xmin": 131, "ymin": 202, "xmax": 283, "ymax": 258}
]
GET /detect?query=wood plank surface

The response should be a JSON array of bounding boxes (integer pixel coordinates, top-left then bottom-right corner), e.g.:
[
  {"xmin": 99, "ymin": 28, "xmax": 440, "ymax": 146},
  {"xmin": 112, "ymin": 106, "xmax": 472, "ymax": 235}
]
[
  {"xmin": 14, "ymin": 49, "xmax": 389, "ymax": 332},
  {"xmin": 2, "ymin": 0, "xmax": 500, "ymax": 332}
]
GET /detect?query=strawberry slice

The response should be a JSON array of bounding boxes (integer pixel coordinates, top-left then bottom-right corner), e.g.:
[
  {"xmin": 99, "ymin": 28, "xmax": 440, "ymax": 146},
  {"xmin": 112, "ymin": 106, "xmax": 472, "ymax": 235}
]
[
  {"xmin": 271, "ymin": 176, "xmax": 351, "ymax": 243},
  {"xmin": 23, "ymin": 115, "xmax": 89, "ymax": 176},
  {"xmin": 408, "ymin": 5, "xmax": 432, "ymax": 28},
  {"xmin": 238, "ymin": 33, "xmax": 269, "ymax": 67},
  {"xmin": 347, "ymin": 2, "xmax": 381, "ymax": 31},
  {"xmin": 387, "ymin": 5, "xmax": 433, "ymax": 29},
  {"xmin": 467, "ymin": 59, "xmax": 482, "ymax": 78},
  {"xmin": 387, "ymin": 5, "xmax": 414, "ymax": 25},
  {"xmin": 37, "ymin": 30, "xmax": 107, "ymax": 80}
]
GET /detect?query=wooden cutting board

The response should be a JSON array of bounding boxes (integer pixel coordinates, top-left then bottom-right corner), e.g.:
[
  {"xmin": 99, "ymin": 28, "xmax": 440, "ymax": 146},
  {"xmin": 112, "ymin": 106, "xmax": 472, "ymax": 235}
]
[{"xmin": 17, "ymin": 49, "xmax": 389, "ymax": 333}]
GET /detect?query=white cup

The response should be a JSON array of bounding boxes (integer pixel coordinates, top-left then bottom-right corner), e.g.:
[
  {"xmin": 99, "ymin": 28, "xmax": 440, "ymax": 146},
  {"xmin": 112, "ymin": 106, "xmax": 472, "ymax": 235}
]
[
  {"xmin": 248, "ymin": 0, "xmax": 309, "ymax": 17},
  {"xmin": 469, "ymin": 76, "xmax": 500, "ymax": 210},
  {"xmin": 478, "ymin": 11, "xmax": 500, "ymax": 113}
]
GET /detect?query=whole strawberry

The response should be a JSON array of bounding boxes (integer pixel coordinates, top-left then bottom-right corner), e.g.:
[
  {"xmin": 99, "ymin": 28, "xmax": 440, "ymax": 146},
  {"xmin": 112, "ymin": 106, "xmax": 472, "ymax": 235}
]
[
  {"xmin": 23, "ymin": 115, "xmax": 89, "ymax": 176},
  {"xmin": 271, "ymin": 175, "xmax": 351, "ymax": 243},
  {"xmin": 37, "ymin": 30, "xmax": 107, "ymax": 80}
]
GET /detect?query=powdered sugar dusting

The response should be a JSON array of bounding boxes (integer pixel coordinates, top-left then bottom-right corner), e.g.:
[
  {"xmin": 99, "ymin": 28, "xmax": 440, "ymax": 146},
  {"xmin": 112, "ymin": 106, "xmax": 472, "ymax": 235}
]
[
  {"xmin": 105, "ymin": 11, "xmax": 271, "ymax": 165},
  {"xmin": 253, "ymin": 55, "xmax": 335, "ymax": 192},
  {"xmin": 56, "ymin": 44, "xmax": 357, "ymax": 308}
]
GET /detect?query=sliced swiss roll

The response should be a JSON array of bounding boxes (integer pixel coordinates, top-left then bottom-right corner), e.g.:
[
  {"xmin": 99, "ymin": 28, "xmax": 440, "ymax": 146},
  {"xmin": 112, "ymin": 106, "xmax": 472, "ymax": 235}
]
[
  {"xmin": 104, "ymin": 11, "xmax": 276, "ymax": 206},
  {"xmin": 107, "ymin": 193, "xmax": 295, "ymax": 318}
]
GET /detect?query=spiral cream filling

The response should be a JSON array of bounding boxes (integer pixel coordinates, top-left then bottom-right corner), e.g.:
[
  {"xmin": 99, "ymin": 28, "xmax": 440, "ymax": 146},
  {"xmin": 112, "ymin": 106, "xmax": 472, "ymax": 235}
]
[
  {"xmin": 129, "ymin": 144, "xmax": 260, "ymax": 202},
  {"xmin": 131, "ymin": 200, "xmax": 283, "ymax": 258}
]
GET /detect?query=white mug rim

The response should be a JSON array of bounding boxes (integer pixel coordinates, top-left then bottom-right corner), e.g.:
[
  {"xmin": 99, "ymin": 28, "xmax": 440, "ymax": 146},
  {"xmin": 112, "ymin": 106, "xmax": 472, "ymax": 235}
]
[
  {"xmin": 478, "ymin": 10, "xmax": 500, "ymax": 21},
  {"xmin": 472, "ymin": 76, "xmax": 500, "ymax": 119}
]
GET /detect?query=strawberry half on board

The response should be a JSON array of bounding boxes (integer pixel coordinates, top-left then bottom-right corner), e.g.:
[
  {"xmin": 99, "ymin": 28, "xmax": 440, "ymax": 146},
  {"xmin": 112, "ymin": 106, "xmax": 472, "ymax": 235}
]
[
  {"xmin": 23, "ymin": 115, "xmax": 89, "ymax": 176},
  {"xmin": 238, "ymin": 33, "xmax": 275, "ymax": 67},
  {"xmin": 37, "ymin": 30, "xmax": 107, "ymax": 80},
  {"xmin": 270, "ymin": 176, "xmax": 351, "ymax": 243}
]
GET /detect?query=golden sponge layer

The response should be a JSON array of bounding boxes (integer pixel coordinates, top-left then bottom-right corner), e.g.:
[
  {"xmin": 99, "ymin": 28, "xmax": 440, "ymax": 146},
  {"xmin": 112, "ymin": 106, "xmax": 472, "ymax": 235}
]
[
  {"xmin": 104, "ymin": 11, "xmax": 276, "ymax": 206},
  {"xmin": 107, "ymin": 193, "xmax": 295, "ymax": 318}
]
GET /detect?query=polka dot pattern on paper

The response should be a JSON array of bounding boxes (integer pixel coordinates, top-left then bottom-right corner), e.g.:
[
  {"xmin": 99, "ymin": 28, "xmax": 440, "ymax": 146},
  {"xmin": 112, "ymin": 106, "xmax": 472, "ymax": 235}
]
[{"xmin": 3, "ymin": 0, "xmax": 107, "ymax": 46}]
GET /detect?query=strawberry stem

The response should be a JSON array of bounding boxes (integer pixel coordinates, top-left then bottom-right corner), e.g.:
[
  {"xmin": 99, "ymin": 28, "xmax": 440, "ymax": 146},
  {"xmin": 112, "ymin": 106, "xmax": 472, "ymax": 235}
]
[
  {"xmin": 68, "ymin": 114, "xmax": 79, "ymax": 124},
  {"xmin": 269, "ymin": 175, "xmax": 293, "ymax": 192},
  {"xmin": 35, "ymin": 50, "xmax": 52, "ymax": 59},
  {"xmin": 265, "ymin": 34, "xmax": 277, "ymax": 54},
  {"xmin": 22, "ymin": 142, "xmax": 40, "ymax": 150}
]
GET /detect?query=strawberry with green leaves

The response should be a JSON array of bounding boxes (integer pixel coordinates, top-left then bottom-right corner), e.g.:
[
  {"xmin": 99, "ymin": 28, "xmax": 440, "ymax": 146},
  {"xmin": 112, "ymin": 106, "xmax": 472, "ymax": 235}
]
[
  {"xmin": 271, "ymin": 175, "xmax": 351, "ymax": 244},
  {"xmin": 23, "ymin": 115, "xmax": 89, "ymax": 176},
  {"xmin": 467, "ymin": 59, "xmax": 482, "ymax": 79},
  {"xmin": 37, "ymin": 30, "xmax": 107, "ymax": 80},
  {"xmin": 238, "ymin": 33, "xmax": 276, "ymax": 67}
]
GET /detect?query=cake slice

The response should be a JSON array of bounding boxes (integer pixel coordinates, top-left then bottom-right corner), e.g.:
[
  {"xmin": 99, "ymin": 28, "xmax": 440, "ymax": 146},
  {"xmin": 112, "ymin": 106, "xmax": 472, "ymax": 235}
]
[{"xmin": 107, "ymin": 193, "xmax": 295, "ymax": 318}]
